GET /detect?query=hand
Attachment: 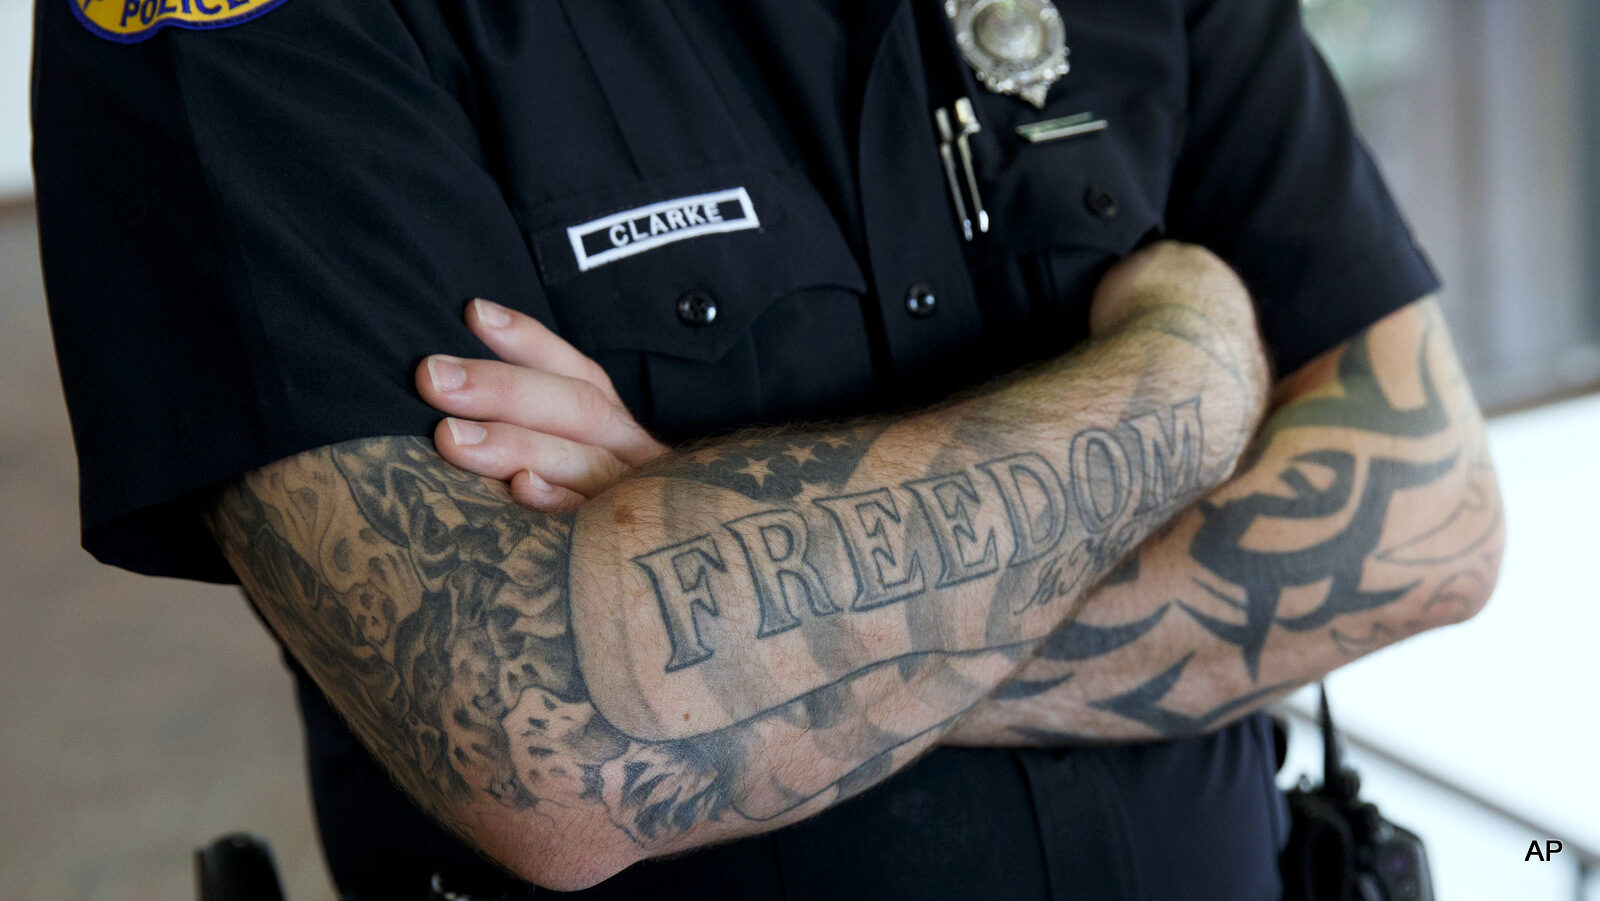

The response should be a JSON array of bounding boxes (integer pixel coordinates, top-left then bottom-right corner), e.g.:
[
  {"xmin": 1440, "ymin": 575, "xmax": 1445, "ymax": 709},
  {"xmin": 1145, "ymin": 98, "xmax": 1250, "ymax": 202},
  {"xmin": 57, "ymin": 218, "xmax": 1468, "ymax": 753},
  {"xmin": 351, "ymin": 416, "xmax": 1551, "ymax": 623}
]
[{"xmin": 415, "ymin": 299, "xmax": 669, "ymax": 512}]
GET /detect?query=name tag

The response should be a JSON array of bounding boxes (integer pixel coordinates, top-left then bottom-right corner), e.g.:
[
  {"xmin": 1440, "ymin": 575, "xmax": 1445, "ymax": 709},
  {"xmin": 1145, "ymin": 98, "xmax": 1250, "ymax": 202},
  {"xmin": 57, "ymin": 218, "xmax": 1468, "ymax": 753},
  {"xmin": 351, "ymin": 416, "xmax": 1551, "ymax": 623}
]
[{"xmin": 567, "ymin": 187, "xmax": 760, "ymax": 272}]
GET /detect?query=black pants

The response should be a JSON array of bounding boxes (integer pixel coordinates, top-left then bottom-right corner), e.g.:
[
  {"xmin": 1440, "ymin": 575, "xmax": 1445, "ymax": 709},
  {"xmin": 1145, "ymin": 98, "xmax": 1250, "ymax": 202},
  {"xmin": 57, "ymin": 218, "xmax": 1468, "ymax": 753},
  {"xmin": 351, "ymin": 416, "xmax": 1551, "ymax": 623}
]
[{"xmin": 292, "ymin": 663, "xmax": 1288, "ymax": 900}]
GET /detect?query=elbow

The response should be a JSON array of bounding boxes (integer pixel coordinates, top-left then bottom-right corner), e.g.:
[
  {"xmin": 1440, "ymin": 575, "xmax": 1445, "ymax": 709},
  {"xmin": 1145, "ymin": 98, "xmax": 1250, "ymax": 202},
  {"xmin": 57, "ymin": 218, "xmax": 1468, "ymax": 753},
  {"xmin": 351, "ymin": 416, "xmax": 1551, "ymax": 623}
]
[
  {"xmin": 1434, "ymin": 552, "xmax": 1500, "ymax": 629},
  {"xmin": 1416, "ymin": 470, "xmax": 1506, "ymax": 629},
  {"xmin": 1468, "ymin": 532, "xmax": 1504, "ymax": 622},
  {"xmin": 1460, "ymin": 465, "xmax": 1506, "ymax": 623},
  {"xmin": 1458, "ymin": 528, "xmax": 1504, "ymax": 625},
  {"xmin": 508, "ymin": 850, "xmax": 637, "ymax": 894},
  {"xmin": 470, "ymin": 810, "xmax": 642, "ymax": 892}
]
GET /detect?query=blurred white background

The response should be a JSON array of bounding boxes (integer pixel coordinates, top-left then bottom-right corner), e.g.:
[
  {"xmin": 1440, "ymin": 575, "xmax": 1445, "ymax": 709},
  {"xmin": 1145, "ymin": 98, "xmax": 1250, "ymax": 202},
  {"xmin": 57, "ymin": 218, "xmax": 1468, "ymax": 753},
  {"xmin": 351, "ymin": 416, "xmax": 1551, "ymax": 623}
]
[
  {"xmin": 1, "ymin": 0, "xmax": 32, "ymax": 196},
  {"xmin": 1, "ymin": 0, "xmax": 1597, "ymax": 899}
]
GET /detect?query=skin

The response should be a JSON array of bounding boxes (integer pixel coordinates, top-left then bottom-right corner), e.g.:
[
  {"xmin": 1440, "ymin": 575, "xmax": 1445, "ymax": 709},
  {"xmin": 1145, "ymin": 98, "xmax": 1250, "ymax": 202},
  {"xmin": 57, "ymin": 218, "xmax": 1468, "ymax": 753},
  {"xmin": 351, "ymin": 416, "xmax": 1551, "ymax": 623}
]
[
  {"xmin": 945, "ymin": 297, "xmax": 1502, "ymax": 744},
  {"xmin": 428, "ymin": 254, "xmax": 1501, "ymax": 750},
  {"xmin": 207, "ymin": 243, "xmax": 1277, "ymax": 889}
]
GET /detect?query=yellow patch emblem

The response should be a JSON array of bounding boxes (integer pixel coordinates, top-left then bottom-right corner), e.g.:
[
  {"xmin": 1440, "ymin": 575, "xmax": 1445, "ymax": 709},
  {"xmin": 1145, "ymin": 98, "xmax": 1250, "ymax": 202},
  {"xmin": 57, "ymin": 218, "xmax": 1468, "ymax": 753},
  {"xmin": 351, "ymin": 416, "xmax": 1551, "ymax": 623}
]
[{"xmin": 72, "ymin": 0, "xmax": 287, "ymax": 44}]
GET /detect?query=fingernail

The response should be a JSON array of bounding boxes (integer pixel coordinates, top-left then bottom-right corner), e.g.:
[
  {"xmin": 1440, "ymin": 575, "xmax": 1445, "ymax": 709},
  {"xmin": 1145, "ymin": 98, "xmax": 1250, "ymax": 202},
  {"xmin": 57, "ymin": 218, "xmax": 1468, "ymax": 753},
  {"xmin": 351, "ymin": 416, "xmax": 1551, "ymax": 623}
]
[
  {"xmin": 446, "ymin": 418, "xmax": 486, "ymax": 446},
  {"xmin": 427, "ymin": 355, "xmax": 467, "ymax": 391},
  {"xmin": 474, "ymin": 298, "xmax": 511, "ymax": 328},
  {"xmin": 526, "ymin": 470, "xmax": 551, "ymax": 493}
]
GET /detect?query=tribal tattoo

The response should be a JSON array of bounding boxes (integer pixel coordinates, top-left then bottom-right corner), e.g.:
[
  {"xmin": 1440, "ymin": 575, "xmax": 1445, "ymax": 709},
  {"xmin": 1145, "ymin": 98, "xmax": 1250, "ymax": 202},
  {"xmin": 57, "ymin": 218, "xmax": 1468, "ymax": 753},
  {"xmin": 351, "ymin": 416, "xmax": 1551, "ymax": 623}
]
[
  {"xmin": 1175, "ymin": 308, "xmax": 1498, "ymax": 674},
  {"xmin": 950, "ymin": 302, "xmax": 1503, "ymax": 745}
]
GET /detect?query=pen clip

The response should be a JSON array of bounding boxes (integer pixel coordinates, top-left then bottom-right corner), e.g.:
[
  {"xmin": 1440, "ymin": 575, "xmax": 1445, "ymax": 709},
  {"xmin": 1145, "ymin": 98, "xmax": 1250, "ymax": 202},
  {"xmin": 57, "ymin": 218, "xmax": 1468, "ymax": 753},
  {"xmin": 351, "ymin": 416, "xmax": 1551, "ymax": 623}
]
[
  {"xmin": 952, "ymin": 98, "xmax": 989, "ymax": 235},
  {"xmin": 935, "ymin": 107, "xmax": 974, "ymax": 241}
]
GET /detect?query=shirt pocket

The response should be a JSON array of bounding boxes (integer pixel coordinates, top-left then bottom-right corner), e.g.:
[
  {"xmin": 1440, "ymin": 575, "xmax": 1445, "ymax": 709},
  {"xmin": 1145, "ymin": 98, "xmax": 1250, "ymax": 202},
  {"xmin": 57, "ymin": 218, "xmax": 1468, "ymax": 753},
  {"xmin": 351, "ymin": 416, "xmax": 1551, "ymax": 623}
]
[
  {"xmin": 981, "ymin": 128, "xmax": 1165, "ymax": 267},
  {"xmin": 520, "ymin": 161, "xmax": 869, "ymax": 435}
]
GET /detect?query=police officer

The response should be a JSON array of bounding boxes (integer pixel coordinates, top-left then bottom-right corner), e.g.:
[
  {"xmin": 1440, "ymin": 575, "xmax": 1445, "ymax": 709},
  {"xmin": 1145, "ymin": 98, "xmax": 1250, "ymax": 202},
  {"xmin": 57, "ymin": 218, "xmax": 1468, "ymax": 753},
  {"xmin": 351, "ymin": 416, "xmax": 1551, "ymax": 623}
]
[{"xmin": 33, "ymin": 0, "xmax": 1499, "ymax": 898}]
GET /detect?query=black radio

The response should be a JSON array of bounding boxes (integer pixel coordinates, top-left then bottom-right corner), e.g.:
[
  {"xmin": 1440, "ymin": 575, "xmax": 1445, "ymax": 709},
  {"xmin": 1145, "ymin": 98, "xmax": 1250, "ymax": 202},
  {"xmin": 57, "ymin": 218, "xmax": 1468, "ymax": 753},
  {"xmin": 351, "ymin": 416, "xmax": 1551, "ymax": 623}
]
[{"xmin": 1280, "ymin": 687, "xmax": 1436, "ymax": 901}]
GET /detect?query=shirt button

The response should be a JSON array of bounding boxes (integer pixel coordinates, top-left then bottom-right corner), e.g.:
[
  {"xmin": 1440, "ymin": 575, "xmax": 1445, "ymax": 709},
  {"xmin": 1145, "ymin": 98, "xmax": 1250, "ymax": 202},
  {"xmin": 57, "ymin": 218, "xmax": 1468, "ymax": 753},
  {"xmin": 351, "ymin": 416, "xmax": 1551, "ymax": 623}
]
[
  {"xmin": 905, "ymin": 283, "xmax": 938, "ymax": 318},
  {"xmin": 1084, "ymin": 183, "xmax": 1119, "ymax": 220},
  {"xmin": 676, "ymin": 290, "xmax": 718, "ymax": 327}
]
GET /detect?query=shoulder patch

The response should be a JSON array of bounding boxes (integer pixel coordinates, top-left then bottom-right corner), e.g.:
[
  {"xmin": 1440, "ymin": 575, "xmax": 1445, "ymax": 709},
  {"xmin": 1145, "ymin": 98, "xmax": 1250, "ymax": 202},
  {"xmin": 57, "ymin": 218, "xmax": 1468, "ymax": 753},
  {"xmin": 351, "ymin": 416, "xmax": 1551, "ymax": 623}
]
[{"xmin": 72, "ymin": 0, "xmax": 288, "ymax": 44}]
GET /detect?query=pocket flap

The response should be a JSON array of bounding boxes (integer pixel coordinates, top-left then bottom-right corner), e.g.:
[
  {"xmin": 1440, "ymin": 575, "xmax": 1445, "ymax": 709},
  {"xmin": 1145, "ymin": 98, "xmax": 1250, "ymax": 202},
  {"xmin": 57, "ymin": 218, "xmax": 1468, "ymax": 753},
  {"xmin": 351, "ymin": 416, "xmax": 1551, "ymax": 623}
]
[{"xmin": 978, "ymin": 131, "xmax": 1165, "ymax": 267}]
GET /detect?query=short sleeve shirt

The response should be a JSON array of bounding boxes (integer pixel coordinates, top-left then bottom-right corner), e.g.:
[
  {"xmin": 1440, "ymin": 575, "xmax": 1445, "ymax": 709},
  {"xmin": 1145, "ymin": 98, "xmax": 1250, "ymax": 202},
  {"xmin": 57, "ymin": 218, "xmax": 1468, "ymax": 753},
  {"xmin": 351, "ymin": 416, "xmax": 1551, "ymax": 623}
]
[{"xmin": 33, "ymin": 0, "xmax": 1438, "ymax": 897}]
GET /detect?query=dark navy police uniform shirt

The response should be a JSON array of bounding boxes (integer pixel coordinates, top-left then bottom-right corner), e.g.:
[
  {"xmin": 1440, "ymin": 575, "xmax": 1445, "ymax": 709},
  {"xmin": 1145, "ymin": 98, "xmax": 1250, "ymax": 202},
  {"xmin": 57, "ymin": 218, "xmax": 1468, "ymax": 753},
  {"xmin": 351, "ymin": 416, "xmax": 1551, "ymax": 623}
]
[{"xmin": 34, "ymin": 0, "xmax": 1438, "ymax": 898}]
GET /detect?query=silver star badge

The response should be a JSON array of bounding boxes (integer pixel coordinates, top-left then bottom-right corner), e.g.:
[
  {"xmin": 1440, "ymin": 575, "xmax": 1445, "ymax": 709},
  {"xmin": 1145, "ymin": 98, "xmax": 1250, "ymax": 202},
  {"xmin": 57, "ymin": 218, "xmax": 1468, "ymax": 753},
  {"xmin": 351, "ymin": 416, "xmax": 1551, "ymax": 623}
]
[{"xmin": 945, "ymin": 0, "xmax": 1070, "ymax": 109}]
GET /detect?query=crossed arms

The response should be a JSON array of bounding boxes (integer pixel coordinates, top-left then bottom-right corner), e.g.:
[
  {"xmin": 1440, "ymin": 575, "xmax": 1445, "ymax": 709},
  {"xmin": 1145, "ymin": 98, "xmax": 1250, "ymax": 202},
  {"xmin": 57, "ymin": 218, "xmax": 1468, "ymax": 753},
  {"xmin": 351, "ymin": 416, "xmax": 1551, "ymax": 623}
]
[{"xmin": 204, "ymin": 245, "xmax": 1500, "ymax": 889}]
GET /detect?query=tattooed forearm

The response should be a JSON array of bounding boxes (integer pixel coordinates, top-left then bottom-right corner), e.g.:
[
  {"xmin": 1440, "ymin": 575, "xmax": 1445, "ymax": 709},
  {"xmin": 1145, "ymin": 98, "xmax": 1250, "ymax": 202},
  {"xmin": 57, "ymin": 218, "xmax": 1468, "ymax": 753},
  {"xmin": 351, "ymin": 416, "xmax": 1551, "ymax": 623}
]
[
  {"xmin": 207, "ymin": 293, "xmax": 1267, "ymax": 888},
  {"xmin": 568, "ymin": 383, "xmax": 1236, "ymax": 747},
  {"xmin": 590, "ymin": 400, "xmax": 1208, "ymax": 738},
  {"xmin": 946, "ymin": 299, "xmax": 1504, "ymax": 747},
  {"xmin": 1183, "ymin": 447, "xmax": 1458, "ymax": 679}
]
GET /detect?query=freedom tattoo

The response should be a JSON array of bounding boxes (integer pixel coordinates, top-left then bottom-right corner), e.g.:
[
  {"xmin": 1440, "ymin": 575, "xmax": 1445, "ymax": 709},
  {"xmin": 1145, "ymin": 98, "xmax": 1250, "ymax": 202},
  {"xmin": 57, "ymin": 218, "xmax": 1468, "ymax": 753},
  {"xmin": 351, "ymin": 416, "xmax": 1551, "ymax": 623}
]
[
  {"xmin": 571, "ymin": 398, "xmax": 1207, "ymax": 740},
  {"xmin": 634, "ymin": 400, "xmax": 1201, "ymax": 673}
]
